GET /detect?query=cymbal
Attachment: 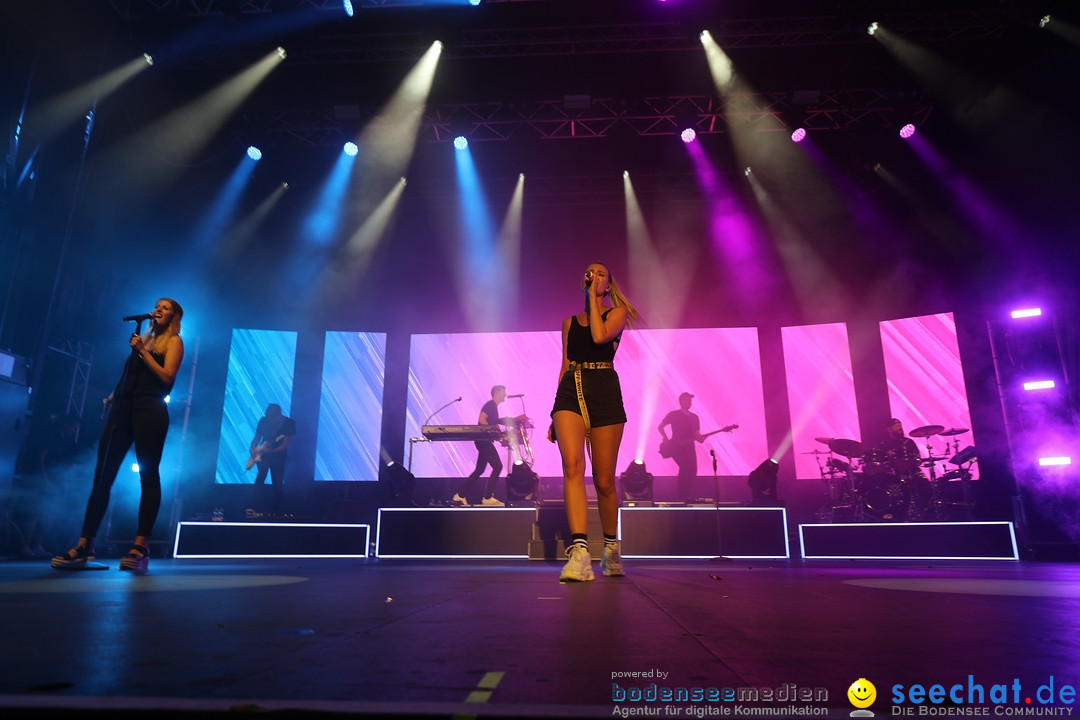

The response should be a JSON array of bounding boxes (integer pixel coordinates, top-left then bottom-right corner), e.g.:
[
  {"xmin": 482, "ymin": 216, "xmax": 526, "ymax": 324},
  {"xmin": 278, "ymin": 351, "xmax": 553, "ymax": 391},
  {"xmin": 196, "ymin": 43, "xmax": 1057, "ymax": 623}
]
[
  {"xmin": 802, "ymin": 449, "xmax": 831, "ymax": 455},
  {"xmin": 814, "ymin": 436, "xmax": 834, "ymax": 445},
  {"xmin": 922, "ymin": 456, "xmax": 948, "ymax": 463},
  {"xmin": 828, "ymin": 438, "xmax": 865, "ymax": 457},
  {"xmin": 939, "ymin": 427, "xmax": 969, "ymax": 436},
  {"xmin": 909, "ymin": 424, "xmax": 945, "ymax": 438}
]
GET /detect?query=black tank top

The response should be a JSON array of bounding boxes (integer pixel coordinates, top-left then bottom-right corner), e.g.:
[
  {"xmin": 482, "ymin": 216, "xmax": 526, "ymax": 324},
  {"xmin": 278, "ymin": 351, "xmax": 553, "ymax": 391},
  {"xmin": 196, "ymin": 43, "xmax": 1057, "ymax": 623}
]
[
  {"xmin": 119, "ymin": 348, "xmax": 171, "ymax": 398},
  {"xmin": 566, "ymin": 309, "xmax": 621, "ymax": 363}
]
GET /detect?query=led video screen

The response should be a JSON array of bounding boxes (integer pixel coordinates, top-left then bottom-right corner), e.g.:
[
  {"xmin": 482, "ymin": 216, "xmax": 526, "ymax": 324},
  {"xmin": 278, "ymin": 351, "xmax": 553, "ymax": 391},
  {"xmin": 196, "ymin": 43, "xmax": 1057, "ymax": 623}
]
[
  {"xmin": 781, "ymin": 322, "xmax": 859, "ymax": 480},
  {"xmin": 314, "ymin": 331, "xmax": 386, "ymax": 482},
  {"xmin": 403, "ymin": 328, "xmax": 769, "ymax": 482},
  {"xmin": 215, "ymin": 329, "xmax": 297, "ymax": 485}
]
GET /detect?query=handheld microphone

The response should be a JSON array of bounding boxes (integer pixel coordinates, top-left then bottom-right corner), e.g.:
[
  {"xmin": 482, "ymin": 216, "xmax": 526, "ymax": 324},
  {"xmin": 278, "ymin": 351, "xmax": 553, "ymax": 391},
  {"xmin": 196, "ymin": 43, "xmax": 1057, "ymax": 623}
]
[
  {"xmin": 122, "ymin": 313, "xmax": 152, "ymax": 322},
  {"xmin": 584, "ymin": 271, "xmax": 593, "ymax": 287},
  {"xmin": 507, "ymin": 393, "xmax": 524, "ymax": 399}
]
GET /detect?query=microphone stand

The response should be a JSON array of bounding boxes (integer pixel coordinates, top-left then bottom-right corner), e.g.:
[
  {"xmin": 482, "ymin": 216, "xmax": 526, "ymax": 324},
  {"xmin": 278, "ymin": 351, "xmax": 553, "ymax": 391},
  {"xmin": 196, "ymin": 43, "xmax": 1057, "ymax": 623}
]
[
  {"xmin": 424, "ymin": 397, "xmax": 461, "ymax": 426},
  {"xmin": 412, "ymin": 397, "xmax": 461, "ymax": 473},
  {"xmin": 100, "ymin": 317, "xmax": 145, "ymax": 542},
  {"xmin": 710, "ymin": 449, "xmax": 729, "ymax": 561}
]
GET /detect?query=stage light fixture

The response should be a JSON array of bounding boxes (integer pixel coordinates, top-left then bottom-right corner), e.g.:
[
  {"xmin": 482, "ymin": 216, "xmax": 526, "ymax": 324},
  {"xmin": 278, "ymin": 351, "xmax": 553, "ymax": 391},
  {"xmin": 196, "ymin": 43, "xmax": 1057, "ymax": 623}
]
[
  {"xmin": 744, "ymin": 167, "xmax": 752, "ymax": 176},
  {"xmin": 680, "ymin": 128, "xmax": 697, "ymax": 143},
  {"xmin": 276, "ymin": 46, "xmax": 287, "ymax": 60},
  {"xmin": 507, "ymin": 460, "xmax": 539, "ymax": 503},
  {"xmin": 747, "ymin": 458, "xmax": 779, "ymax": 505},
  {"xmin": 1011, "ymin": 307, "xmax": 1042, "ymax": 319},
  {"xmin": 867, "ymin": 22, "xmax": 880, "ymax": 36},
  {"xmin": 343, "ymin": 0, "xmax": 354, "ymax": 17},
  {"xmin": 246, "ymin": 146, "xmax": 263, "ymax": 161},
  {"xmin": 619, "ymin": 459, "xmax": 653, "ymax": 502},
  {"xmin": 899, "ymin": 123, "xmax": 916, "ymax": 139},
  {"xmin": 469, "ymin": 0, "xmax": 482, "ymax": 5},
  {"xmin": 791, "ymin": 127, "xmax": 807, "ymax": 143},
  {"xmin": 131, "ymin": 462, "xmax": 140, "ymax": 473},
  {"xmin": 1040, "ymin": 15, "xmax": 1052, "ymax": 29},
  {"xmin": 343, "ymin": 141, "xmax": 358, "ymax": 156},
  {"xmin": 453, "ymin": 136, "xmax": 468, "ymax": 150},
  {"xmin": 143, "ymin": 53, "xmax": 154, "ymax": 66},
  {"xmin": 1024, "ymin": 380, "xmax": 1055, "ymax": 390},
  {"xmin": 385, "ymin": 461, "xmax": 417, "ymax": 507}
]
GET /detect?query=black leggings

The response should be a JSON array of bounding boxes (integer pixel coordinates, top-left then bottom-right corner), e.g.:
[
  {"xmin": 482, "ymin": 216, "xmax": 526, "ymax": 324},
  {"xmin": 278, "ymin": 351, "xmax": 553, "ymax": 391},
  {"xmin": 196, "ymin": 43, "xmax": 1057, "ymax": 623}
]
[{"xmin": 80, "ymin": 396, "xmax": 170, "ymax": 540}]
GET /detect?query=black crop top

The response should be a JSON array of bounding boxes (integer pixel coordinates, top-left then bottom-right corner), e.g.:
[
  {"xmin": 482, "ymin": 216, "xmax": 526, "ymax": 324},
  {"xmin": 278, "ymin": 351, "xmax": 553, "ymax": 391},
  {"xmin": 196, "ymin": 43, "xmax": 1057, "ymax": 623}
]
[{"xmin": 566, "ymin": 309, "xmax": 621, "ymax": 364}]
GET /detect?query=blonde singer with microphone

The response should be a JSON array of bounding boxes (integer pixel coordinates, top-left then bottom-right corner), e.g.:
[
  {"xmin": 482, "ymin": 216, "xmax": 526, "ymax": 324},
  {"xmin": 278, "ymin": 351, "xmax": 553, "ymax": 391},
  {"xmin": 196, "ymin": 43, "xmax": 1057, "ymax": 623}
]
[
  {"xmin": 52, "ymin": 298, "xmax": 185, "ymax": 573},
  {"xmin": 548, "ymin": 262, "xmax": 641, "ymax": 582}
]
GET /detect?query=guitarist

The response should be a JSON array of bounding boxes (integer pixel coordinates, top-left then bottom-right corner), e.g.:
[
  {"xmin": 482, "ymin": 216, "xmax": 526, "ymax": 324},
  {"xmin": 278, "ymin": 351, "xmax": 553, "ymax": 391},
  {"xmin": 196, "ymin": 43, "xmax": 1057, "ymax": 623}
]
[
  {"xmin": 247, "ymin": 403, "xmax": 295, "ymax": 516},
  {"xmin": 657, "ymin": 392, "xmax": 705, "ymax": 502}
]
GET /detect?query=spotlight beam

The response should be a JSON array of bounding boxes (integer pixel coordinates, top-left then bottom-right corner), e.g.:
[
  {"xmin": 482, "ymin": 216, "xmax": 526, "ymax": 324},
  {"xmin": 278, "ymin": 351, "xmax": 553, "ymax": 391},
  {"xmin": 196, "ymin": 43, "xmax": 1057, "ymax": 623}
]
[
  {"xmin": 99, "ymin": 48, "xmax": 285, "ymax": 198},
  {"xmin": 25, "ymin": 55, "xmax": 152, "ymax": 145}
]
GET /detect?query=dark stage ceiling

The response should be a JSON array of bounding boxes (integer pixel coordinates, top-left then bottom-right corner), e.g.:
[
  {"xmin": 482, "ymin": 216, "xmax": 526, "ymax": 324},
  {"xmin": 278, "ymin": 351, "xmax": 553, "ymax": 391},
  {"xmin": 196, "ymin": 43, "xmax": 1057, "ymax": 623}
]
[{"xmin": 1, "ymin": 0, "xmax": 1079, "ymax": 349}]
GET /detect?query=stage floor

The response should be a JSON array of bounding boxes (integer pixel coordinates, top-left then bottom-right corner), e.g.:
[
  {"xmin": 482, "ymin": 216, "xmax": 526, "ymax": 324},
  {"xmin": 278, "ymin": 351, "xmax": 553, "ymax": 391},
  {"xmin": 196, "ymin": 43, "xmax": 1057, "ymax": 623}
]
[{"xmin": 1, "ymin": 556, "xmax": 1078, "ymax": 719}]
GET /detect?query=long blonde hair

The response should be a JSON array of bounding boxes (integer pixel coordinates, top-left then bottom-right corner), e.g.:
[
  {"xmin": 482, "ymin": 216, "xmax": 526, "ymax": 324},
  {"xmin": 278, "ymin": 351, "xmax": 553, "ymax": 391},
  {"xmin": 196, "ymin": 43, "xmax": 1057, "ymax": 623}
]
[
  {"xmin": 584, "ymin": 263, "xmax": 642, "ymax": 329},
  {"xmin": 145, "ymin": 297, "xmax": 183, "ymax": 352}
]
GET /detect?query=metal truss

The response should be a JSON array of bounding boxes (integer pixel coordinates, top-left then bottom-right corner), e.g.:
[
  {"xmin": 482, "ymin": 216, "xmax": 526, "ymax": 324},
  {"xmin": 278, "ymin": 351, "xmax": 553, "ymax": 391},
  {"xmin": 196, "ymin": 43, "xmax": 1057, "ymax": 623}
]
[
  {"xmin": 259, "ymin": 88, "xmax": 933, "ymax": 147},
  {"xmin": 46, "ymin": 339, "xmax": 95, "ymax": 430},
  {"xmin": 106, "ymin": 2, "xmax": 1010, "ymax": 55}
]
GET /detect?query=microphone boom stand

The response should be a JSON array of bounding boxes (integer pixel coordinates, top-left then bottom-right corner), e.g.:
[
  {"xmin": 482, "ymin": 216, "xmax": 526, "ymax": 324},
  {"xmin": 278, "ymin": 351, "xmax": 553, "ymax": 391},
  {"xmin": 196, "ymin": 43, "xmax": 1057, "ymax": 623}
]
[{"xmin": 710, "ymin": 449, "xmax": 729, "ymax": 561}]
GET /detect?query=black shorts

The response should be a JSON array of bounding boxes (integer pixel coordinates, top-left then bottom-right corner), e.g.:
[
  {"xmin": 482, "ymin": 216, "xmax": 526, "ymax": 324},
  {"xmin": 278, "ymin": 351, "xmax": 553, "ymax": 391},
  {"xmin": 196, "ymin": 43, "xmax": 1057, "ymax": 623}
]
[{"xmin": 550, "ymin": 367, "xmax": 627, "ymax": 428}]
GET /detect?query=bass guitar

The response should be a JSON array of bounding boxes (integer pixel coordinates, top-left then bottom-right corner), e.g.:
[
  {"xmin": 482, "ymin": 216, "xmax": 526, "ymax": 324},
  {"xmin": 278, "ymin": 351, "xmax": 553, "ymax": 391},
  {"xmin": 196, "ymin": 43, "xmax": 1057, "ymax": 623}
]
[
  {"xmin": 246, "ymin": 435, "xmax": 285, "ymax": 470},
  {"xmin": 659, "ymin": 424, "xmax": 738, "ymax": 459}
]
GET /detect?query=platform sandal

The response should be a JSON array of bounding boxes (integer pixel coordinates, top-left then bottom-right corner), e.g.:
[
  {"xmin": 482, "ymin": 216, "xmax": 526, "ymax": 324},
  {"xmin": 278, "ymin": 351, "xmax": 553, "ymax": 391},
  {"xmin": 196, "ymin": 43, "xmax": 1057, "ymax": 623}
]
[
  {"xmin": 51, "ymin": 544, "xmax": 95, "ymax": 569},
  {"xmin": 119, "ymin": 544, "xmax": 149, "ymax": 572}
]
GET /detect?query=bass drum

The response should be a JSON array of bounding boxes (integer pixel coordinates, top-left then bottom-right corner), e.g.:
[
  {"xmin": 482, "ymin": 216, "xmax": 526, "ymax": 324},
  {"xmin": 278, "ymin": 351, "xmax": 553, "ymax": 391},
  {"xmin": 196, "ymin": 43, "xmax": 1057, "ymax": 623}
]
[{"xmin": 858, "ymin": 472, "xmax": 910, "ymax": 521}]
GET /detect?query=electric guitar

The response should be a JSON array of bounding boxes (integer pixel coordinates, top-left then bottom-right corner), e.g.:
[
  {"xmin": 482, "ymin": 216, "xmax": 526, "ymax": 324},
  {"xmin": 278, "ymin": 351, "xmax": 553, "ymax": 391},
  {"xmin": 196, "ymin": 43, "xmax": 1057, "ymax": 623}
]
[
  {"xmin": 246, "ymin": 435, "xmax": 285, "ymax": 470},
  {"xmin": 659, "ymin": 424, "xmax": 738, "ymax": 459}
]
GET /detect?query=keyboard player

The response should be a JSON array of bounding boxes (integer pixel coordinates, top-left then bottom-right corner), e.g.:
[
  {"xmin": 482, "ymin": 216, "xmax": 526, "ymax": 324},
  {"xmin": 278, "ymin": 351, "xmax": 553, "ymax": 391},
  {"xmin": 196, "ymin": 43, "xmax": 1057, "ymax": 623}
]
[{"xmin": 452, "ymin": 385, "xmax": 507, "ymax": 507}]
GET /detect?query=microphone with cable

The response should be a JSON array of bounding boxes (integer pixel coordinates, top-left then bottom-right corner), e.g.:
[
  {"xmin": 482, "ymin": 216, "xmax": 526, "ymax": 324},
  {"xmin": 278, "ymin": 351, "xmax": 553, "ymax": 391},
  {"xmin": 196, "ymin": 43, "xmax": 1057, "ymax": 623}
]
[
  {"xmin": 122, "ymin": 313, "xmax": 152, "ymax": 322},
  {"xmin": 507, "ymin": 393, "xmax": 525, "ymax": 399},
  {"xmin": 583, "ymin": 271, "xmax": 593, "ymax": 288}
]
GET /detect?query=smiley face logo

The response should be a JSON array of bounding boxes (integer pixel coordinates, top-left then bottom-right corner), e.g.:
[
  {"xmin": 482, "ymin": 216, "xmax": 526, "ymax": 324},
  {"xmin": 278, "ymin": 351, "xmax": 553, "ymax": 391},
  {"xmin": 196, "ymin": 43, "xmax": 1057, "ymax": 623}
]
[{"xmin": 847, "ymin": 678, "xmax": 876, "ymax": 709}]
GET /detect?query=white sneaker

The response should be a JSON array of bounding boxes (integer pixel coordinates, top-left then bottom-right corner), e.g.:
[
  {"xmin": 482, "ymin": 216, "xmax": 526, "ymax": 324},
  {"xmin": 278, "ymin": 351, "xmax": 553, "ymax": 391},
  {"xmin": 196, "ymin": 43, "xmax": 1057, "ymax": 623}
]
[
  {"xmin": 602, "ymin": 541, "xmax": 625, "ymax": 577},
  {"xmin": 559, "ymin": 544, "xmax": 595, "ymax": 582},
  {"xmin": 481, "ymin": 496, "xmax": 504, "ymax": 506},
  {"xmin": 451, "ymin": 493, "xmax": 469, "ymax": 507}
]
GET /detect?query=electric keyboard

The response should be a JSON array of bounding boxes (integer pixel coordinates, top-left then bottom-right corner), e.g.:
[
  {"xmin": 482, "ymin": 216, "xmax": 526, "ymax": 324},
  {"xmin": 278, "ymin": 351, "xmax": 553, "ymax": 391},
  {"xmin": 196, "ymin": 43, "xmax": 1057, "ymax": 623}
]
[{"xmin": 421, "ymin": 424, "xmax": 504, "ymax": 442}]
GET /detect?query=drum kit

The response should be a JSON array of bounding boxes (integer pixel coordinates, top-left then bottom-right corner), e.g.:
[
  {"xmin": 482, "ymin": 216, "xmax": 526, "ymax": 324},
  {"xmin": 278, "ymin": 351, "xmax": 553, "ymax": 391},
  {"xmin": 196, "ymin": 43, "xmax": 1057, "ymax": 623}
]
[{"xmin": 811, "ymin": 424, "xmax": 978, "ymax": 523}]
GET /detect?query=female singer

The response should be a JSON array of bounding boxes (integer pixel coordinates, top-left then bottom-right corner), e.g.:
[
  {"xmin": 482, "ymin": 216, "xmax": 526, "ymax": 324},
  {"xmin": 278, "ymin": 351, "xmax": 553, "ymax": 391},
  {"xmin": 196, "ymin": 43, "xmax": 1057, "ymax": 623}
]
[
  {"xmin": 548, "ymin": 262, "xmax": 640, "ymax": 581},
  {"xmin": 52, "ymin": 298, "xmax": 185, "ymax": 572}
]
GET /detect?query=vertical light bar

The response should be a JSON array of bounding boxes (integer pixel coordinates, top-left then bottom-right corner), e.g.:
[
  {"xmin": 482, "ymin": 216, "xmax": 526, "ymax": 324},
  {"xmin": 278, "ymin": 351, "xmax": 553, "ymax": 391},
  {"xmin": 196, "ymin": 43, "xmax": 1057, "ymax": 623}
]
[
  {"xmin": 1023, "ymin": 380, "xmax": 1056, "ymax": 390},
  {"xmin": 1011, "ymin": 308, "xmax": 1042, "ymax": 319},
  {"xmin": 1038, "ymin": 457, "xmax": 1072, "ymax": 467}
]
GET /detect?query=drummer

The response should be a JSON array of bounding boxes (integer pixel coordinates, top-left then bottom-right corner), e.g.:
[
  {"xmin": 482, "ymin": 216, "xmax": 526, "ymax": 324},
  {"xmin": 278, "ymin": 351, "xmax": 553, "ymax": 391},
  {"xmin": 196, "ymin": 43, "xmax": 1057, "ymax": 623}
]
[{"xmin": 872, "ymin": 418, "xmax": 924, "ymax": 478}]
